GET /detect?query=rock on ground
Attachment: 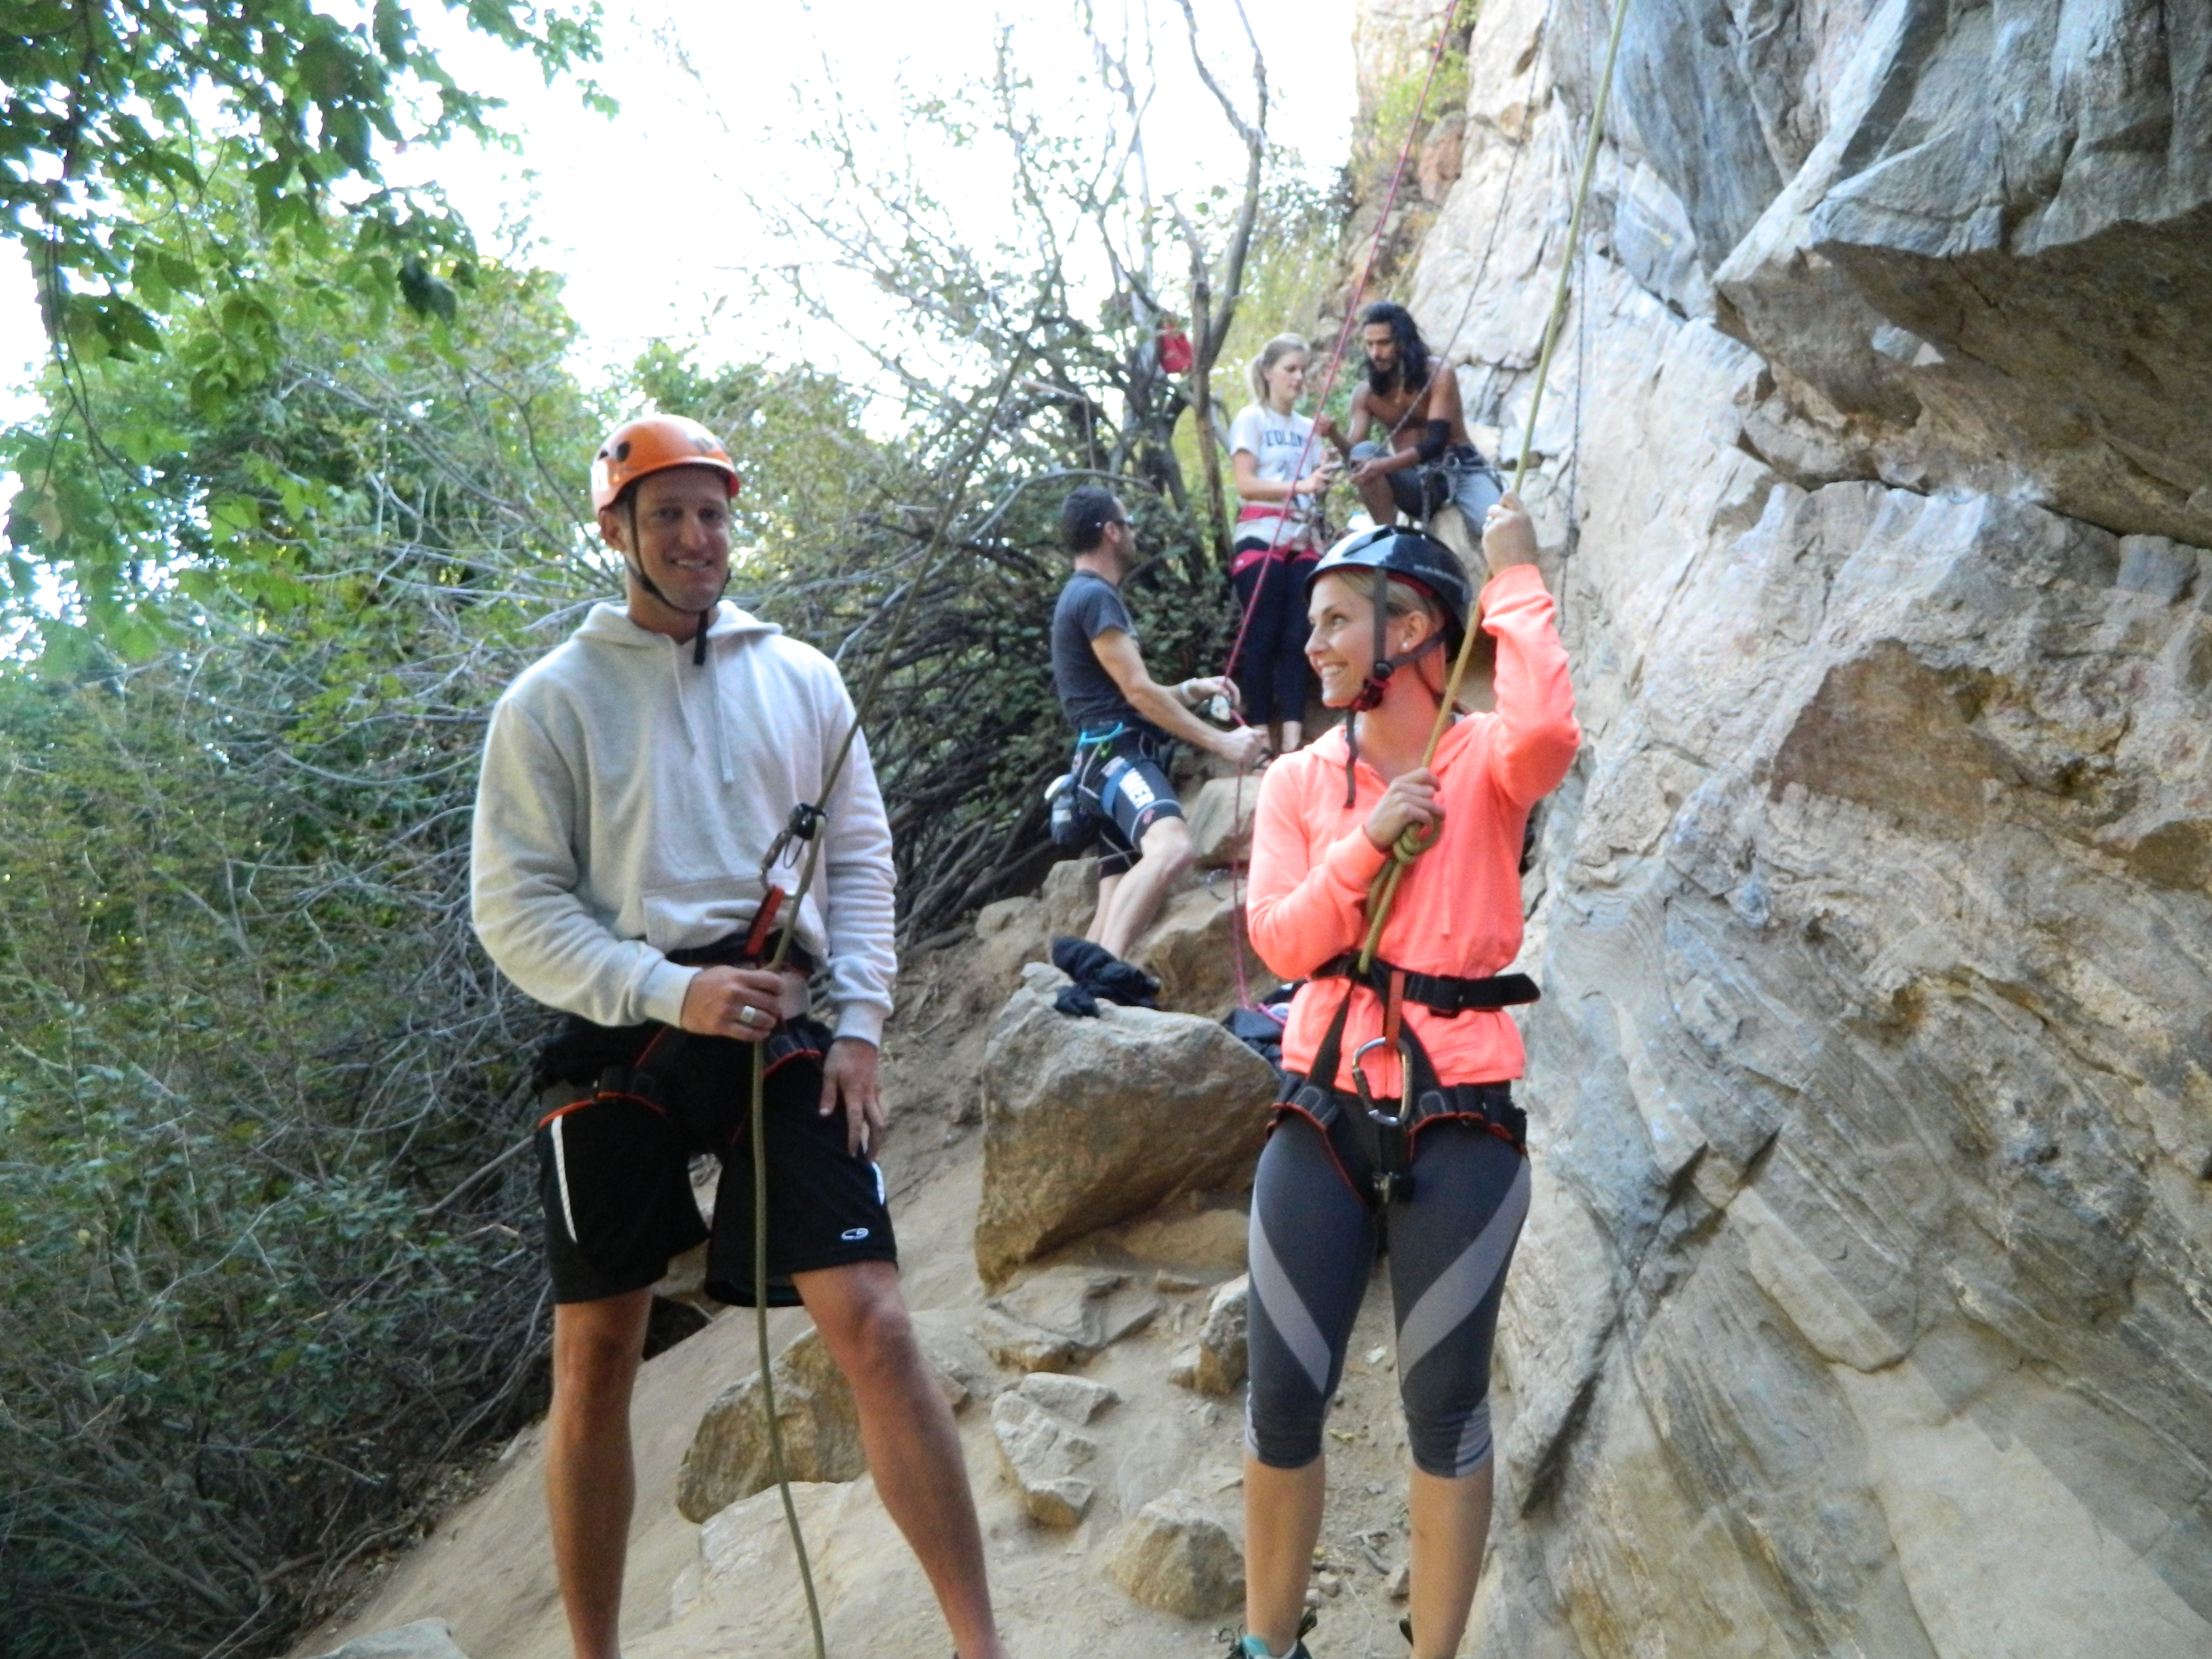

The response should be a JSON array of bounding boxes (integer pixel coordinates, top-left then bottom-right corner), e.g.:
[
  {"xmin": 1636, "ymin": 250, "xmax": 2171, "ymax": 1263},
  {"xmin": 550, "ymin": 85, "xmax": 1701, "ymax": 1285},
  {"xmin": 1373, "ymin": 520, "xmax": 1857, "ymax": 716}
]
[
  {"xmin": 1016, "ymin": 1370, "xmax": 1119, "ymax": 1422},
  {"xmin": 1107, "ymin": 1490, "xmax": 1246, "ymax": 1617},
  {"xmin": 980, "ymin": 1267, "xmax": 1161, "ymax": 1372},
  {"xmin": 991, "ymin": 1390, "xmax": 1103, "ymax": 1526},
  {"xmin": 975, "ymin": 965, "xmax": 1277, "ymax": 1284},
  {"xmin": 1128, "ymin": 884, "xmax": 1279, "ymax": 1017},
  {"xmin": 1184, "ymin": 776, "xmax": 1258, "ymax": 868},
  {"xmin": 309, "ymin": 1622, "xmax": 471, "ymax": 1659},
  {"xmin": 1169, "ymin": 1274, "xmax": 1248, "ymax": 1396},
  {"xmin": 675, "ymin": 1328, "xmax": 865, "ymax": 1523}
]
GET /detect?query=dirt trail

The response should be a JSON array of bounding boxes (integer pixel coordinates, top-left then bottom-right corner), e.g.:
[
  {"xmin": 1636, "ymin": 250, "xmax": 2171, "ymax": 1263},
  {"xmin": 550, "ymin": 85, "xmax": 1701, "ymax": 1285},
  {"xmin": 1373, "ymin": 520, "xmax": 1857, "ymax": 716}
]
[{"xmin": 294, "ymin": 903, "xmax": 1454, "ymax": 1659}]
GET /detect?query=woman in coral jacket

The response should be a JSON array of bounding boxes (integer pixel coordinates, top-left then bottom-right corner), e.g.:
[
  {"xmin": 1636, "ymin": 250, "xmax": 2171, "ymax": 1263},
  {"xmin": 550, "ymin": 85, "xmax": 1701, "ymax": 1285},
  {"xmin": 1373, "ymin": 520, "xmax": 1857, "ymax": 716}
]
[{"xmin": 1234, "ymin": 502, "xmax": 1579, "ymax": 1659}]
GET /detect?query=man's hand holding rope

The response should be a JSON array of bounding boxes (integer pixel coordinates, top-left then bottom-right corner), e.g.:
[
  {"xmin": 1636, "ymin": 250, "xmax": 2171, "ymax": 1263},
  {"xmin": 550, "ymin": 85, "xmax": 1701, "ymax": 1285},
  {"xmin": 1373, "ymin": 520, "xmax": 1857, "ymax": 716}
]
[{"xmin": 680, "ymin": 965, "xmax": 796, "ymax": 1041}]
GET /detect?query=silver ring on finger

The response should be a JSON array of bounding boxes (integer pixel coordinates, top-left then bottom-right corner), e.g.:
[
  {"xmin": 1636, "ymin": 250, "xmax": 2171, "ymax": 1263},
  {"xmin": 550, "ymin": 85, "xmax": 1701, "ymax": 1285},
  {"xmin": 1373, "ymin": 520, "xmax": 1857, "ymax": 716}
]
[{"xmin": 741, "ymin": 1005, "xmax": 767, "ymax": 1029}]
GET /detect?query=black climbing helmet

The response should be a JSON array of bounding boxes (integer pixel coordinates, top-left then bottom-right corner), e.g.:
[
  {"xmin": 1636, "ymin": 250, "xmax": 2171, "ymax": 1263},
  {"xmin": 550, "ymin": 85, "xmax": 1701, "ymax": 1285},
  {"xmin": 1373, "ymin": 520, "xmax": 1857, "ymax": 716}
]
[
  {"xmin": 1306, "ymin": 524, "xmax": 1473, "ymax": 705},
  {"xmin": 1308, "ymin": 524, "xmax": 1477, "ymax": 805}
]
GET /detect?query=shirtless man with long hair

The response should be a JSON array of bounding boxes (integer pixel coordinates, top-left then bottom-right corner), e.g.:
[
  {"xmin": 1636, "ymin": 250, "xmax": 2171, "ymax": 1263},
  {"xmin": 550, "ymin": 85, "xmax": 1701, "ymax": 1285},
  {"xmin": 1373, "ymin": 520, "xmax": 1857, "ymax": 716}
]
[{"xmin": 1316, "ymin": 301, "xmax": 1501, "ymax": 533}]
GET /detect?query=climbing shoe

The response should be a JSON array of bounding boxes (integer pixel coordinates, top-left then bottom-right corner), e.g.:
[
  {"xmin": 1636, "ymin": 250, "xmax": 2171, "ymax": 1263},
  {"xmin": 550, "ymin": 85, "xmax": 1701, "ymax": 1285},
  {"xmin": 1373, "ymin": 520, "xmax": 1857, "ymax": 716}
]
[{"xmin": 1228, "ymin": 1607, "xmax": 1319, "ymax": 1659}]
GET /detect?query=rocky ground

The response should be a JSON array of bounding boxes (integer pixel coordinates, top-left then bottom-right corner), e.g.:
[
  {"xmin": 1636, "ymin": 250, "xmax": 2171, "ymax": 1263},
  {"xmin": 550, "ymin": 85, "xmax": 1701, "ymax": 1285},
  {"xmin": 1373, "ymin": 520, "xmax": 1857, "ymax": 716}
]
[{"xmin": 292, "ymin": 844, "xmax": 1448, "ymax": 1659}]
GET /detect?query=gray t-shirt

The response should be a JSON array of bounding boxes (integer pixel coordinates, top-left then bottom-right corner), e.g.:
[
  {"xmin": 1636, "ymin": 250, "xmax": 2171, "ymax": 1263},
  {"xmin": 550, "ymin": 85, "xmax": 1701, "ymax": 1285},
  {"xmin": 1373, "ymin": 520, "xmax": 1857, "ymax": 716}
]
[{"xmin": 1051, "ymin": 571, "xmax": 1162, "ymax": 740}]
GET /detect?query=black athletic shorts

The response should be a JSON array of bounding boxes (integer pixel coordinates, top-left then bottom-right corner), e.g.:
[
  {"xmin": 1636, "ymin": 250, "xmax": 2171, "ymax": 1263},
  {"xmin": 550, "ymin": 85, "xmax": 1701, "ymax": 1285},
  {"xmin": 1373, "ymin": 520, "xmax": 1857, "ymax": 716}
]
[
  {"xmin": 534, "ymin": 1015, "xmax": 896, "ymax": 1307},
  {"xmin": 1070, "ymin": 728, "xmax": 1184, "ymax": 878}
]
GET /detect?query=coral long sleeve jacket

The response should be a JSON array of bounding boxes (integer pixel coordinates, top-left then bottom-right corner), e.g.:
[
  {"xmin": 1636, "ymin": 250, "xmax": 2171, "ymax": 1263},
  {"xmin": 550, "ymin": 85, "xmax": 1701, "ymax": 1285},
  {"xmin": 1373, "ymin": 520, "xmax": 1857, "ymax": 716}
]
[{"xmin": 1245, "ymin": 563, "xmax": 1580, "ymax": 1097}]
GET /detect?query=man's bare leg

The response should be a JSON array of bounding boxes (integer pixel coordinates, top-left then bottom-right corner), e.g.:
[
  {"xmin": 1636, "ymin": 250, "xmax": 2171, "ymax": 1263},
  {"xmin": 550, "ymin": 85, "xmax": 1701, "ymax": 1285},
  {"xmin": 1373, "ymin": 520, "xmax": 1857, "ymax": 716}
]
[
  {"xmin": 546, "ymin": 1288, "xmax": 653, "ymax": 1659},
  {"xmin": 1243, "ymin": 1452, "xmax": 1326, "ymax": 1653},
  {"xmin": 1085, "ymin": 870, "xmax": 1125, "ymax": 945},
  {"xmin": 1404, "ymin": 1460, "xmax": 1495, "ymax": 1659},
  {"xmin": 1096, "ymin": 815, "xmax": 1192, "ymax": 959},
  {"xmin": 1357, "ymin": 474, "xmax": 1401, "ymax": 524},
  {"xmin": 796, "ymin": 1260, "xmax": 1007, "ymax": 1659}
]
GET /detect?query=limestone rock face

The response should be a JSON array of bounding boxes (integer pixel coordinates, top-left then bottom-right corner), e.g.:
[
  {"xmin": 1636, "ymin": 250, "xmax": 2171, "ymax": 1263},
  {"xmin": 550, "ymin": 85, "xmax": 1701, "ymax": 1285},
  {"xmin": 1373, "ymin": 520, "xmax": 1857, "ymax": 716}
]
[
  {"xmin": 1385, "ymin": 0, "xmax": 2212, "ymax": 1651},
  {"xmin": 975, "ymin": 965, "xmax": 1277, "ymax": 1283},
  {"xmin": 675, "ymin": 1329, "xmax": 866, "ymax": 1524},
  {"xmin": 1105, "ymin": 1491, "xmax": 1246, "ymax": 1617},
  {"xmin": 1678, "ymin": 0, "xmax": 2210, "ymax": 546}
]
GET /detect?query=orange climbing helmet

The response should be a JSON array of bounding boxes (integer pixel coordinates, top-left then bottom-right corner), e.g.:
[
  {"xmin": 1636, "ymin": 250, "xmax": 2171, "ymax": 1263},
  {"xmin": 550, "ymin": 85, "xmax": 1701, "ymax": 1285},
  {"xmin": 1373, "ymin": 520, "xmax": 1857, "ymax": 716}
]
[{"xmin": 589, "ymin": 414, "xmax": 741, "ymax": 513}]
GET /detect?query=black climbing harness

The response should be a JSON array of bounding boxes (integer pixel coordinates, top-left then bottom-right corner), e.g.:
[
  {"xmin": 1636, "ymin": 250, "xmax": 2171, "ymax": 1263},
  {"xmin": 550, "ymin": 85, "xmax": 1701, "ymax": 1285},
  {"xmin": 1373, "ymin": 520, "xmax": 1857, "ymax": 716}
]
[{"xmin": 1274, "ymin": 969, "xmax": 1535, "ymax": 1213}]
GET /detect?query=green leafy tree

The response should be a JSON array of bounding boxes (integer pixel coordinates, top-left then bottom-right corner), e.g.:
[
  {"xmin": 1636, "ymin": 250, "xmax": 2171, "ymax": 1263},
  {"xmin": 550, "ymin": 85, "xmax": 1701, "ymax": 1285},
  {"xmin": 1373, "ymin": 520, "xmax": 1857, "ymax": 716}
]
[
  {"xmin": 0, "ymin": 0, "xmax": 604, "ymax": 365},
  {"xmin": 0, "ymin": 176, "xmax": 610, "ymax": 1655}
]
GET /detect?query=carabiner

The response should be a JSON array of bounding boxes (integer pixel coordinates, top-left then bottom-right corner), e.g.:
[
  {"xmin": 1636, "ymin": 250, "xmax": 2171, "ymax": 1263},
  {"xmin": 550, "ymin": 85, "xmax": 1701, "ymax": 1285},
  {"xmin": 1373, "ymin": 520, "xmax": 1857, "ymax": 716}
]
[
  {"xmin": 1350, "ymin": 1036, "xmax": 1413, "ymax": 1206},
  {"xmin": 1349, "ymin": 1036, "xmax": 1392, "ymax": 1119}
]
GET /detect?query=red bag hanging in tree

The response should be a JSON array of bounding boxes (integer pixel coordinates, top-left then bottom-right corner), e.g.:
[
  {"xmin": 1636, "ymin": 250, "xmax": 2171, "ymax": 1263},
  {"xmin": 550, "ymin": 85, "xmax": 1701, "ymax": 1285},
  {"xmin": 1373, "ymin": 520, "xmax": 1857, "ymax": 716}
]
[{"xmin": 1158, "ymin": 325, "xmax": 1193, "ymax": 375}]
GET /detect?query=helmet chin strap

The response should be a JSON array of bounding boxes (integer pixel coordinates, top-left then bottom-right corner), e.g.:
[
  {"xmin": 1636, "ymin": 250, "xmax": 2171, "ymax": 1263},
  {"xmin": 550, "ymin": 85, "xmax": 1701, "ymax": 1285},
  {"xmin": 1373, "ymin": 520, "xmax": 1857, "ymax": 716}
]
[{"xmin": 624, "ymin": 498, "xmax": 724, "ymax": 665}]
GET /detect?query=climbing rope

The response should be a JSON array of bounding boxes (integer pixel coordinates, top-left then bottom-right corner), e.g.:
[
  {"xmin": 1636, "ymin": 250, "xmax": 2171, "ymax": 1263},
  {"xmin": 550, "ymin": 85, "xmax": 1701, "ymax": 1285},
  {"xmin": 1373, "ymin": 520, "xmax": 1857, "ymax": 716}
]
[
  {"xmin": 1217, "ymin": 0, "xmax": 1474, "ymax": 1012},
  {"xmin": 1217, "ymin": 0, "xmax": 1470, "ymax": 688},
  {"xmin": 743, "ymin": 328, "xmax": 1041, "ymax": 1659},
  {"xmin": 1353, "ymin": 0, "xmax": 1631, "ymax": 976}
]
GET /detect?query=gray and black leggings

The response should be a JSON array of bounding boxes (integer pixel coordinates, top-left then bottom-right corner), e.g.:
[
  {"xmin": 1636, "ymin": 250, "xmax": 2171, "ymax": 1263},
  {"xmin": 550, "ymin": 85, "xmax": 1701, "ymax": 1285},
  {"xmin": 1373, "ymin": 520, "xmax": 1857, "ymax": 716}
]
[{"xmin": 1245, "ymin": 1113, "xmax": 1530, "ymax": 1478}]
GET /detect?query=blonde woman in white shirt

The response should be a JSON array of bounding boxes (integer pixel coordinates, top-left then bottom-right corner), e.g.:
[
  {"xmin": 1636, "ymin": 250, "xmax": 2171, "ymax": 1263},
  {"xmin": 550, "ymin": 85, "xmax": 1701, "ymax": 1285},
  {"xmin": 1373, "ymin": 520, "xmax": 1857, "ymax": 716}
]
[{"xmin": 1228, "ymin": 335, "xmax": 1335, "ymax": 755}]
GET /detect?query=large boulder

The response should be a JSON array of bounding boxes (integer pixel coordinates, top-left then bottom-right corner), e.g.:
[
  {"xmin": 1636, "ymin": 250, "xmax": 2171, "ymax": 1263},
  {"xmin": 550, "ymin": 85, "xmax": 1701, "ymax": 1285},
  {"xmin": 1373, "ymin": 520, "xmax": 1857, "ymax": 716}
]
[
  {"xmin": 675, "ymin": 1329, "xmax": 866, "ymax": 1523},
  {"xmin": 975, "ymin": 965, "xmax": 1278, "ymax": 1284},
  {"xmin": 1183, "ymin": 776, "xmax": 1258, "ymax": 869},
  {"xmin": 1038, "ymin": 856, "xmax": 1100, "ymax": 938}
]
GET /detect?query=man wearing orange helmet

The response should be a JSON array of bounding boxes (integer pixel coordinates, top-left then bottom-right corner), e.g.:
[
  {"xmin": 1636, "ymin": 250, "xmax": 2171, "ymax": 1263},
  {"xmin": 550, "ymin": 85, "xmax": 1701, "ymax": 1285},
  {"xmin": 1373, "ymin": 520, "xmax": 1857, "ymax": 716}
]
[{"xmin": 470, "ymin": 415, "xmax": 1007, "ymax": 1659}]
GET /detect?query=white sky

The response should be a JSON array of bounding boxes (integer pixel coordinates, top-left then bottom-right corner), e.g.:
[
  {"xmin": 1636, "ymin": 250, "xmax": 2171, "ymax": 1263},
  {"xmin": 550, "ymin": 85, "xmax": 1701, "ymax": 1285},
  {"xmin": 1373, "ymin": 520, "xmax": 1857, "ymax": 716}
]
[{"xmin": 0, "ymin": 0, "xmax": 1358, "ymax": 414}]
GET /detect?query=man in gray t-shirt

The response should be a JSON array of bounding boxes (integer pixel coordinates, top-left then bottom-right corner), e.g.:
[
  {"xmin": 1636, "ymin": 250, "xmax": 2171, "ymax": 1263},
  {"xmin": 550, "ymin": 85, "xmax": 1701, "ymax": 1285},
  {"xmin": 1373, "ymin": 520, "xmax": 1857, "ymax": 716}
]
[{"xmin": 1050, "ymin": 486, "xmax": 1265, "ymax": 959}]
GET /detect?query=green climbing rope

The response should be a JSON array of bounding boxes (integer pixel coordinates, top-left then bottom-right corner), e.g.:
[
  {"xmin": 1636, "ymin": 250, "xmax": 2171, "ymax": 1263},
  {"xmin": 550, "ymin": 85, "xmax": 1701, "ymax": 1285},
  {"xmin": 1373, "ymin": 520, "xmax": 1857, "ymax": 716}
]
[{"xmin": 740, "ymin": 324, "xmax": 1041, "ymax": 1659}]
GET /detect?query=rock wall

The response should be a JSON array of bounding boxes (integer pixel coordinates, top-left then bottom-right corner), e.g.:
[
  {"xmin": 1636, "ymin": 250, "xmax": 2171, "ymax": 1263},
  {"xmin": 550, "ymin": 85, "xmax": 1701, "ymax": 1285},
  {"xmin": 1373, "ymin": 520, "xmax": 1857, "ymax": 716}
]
[{"xmin": 1389, "ymin": 0, "xmax": 2212, "ymax": 1651}]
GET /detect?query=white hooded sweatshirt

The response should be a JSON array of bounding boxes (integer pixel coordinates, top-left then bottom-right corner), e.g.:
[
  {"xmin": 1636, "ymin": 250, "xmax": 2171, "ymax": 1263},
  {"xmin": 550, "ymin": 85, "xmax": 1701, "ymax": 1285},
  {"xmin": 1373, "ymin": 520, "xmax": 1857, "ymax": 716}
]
[{"xmin": 470, "ymin": 599, "xmax": 895, "ymax": 1046}]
